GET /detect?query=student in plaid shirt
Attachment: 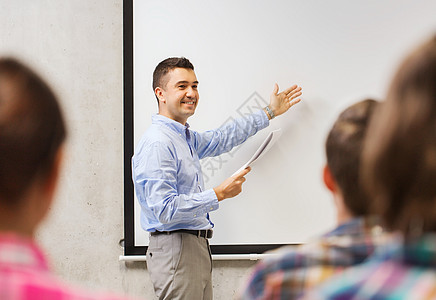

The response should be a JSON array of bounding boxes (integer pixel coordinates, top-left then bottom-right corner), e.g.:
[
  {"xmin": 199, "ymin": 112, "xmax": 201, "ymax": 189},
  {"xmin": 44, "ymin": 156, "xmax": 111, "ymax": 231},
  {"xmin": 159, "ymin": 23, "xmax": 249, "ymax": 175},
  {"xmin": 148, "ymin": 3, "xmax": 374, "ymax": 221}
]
[
  {"xmin": 302, "ymin": 35, "xmax": 436, "ymax": 300},
  {"xmin": 0, "ymin": 58, "xmax": 137, "ymax": 300},
  {"xmin": 238, "ymin": 98, "xmax": 385, "ymax": 300}
]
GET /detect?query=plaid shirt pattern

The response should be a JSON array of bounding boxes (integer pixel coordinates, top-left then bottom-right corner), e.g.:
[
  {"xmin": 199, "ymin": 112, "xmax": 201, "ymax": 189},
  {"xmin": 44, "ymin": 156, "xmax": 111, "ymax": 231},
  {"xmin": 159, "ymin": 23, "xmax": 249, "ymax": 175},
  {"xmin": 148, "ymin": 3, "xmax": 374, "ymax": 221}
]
[
  {"xmin": 302, "ymin": 233, "xmax": 436, "ymax": 300},
  {"xmin": 238, "ymin": 218, "xmax": 383, "ymax": 300},
  {"xmin": 0, "ymin": 233, "xmax": 135, "ymax": 300}
]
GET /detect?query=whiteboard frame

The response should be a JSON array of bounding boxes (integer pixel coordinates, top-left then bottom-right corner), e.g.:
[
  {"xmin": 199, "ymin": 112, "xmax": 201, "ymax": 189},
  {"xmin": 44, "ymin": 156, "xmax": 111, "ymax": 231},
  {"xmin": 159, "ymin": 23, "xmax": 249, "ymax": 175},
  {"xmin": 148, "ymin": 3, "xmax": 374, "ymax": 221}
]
[
  {"xmin": 122, "ymin": 0, "xmax": 291, "ymax": 256},
  {"xmin": 122, "ymin": 0, "xmax": 436, "ymax": 257}
]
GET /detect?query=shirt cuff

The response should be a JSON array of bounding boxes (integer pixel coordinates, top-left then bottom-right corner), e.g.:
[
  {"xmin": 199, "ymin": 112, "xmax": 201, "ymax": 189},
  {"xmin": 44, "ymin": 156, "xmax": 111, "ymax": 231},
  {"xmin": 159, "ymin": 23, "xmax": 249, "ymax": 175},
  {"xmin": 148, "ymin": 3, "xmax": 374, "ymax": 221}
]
[
  {"xmin": 256, "ymin": 108, "xmax": 270, "ymax": 129},
  {"xmin": 205, "ymin": 188, "xmax": 219, "ymax": 212},
  {"xmin": 192, "ymin": 189, "xmax": 219, "ymax": 218}
]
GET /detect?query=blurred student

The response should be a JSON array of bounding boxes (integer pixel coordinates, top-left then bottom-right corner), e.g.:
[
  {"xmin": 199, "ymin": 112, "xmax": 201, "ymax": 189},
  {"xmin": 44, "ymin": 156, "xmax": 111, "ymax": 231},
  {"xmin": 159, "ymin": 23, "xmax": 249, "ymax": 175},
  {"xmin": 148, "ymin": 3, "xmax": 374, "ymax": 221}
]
[
  {"xmin": 238, "ymin": 98, "xmax": 383, "ymax": 299},
  {"xmin": 0, "ymin": 58, "xmax": 137, "ymax": 300},
  {"xmin": 302, "ymin": 35, "xmax": 436, "ymax": 299}
]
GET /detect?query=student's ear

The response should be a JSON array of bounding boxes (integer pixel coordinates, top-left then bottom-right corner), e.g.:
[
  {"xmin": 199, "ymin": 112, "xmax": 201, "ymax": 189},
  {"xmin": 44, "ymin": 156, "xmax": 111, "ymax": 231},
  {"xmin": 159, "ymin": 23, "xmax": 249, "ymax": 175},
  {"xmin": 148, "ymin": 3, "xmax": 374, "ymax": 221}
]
[
  {"xmin": 155, "ymin": 87, "xmax": 165, "ymax": 104},
  {"xmin": 323, "ymin": 165, "xmax": 337, "ymax": 193}
]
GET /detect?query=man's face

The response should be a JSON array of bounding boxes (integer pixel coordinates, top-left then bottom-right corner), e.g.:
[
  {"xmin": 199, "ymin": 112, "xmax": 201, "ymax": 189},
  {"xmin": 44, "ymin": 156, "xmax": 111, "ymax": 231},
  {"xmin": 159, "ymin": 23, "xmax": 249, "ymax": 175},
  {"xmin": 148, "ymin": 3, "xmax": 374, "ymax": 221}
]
[{"xmin": 156, "ymin": 67, "xmax": 199, "ymax": 124}]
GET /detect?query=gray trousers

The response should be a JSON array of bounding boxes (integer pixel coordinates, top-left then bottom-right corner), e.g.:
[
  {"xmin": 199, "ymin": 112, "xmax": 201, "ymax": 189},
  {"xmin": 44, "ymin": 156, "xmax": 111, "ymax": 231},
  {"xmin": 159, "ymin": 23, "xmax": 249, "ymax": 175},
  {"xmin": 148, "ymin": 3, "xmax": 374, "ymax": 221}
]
[{"xmin": 146, "ymin": 232, "xmax": 213, "ymax": 300}]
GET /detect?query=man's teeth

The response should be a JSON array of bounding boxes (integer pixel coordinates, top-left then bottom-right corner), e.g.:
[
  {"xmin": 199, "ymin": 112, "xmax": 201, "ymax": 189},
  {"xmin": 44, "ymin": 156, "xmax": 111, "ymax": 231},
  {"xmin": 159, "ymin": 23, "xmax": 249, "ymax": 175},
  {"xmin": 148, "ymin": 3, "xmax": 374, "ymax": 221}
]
[{"xmin": 184, "ymin": 101, "xmax": 195, "ymax": 104}]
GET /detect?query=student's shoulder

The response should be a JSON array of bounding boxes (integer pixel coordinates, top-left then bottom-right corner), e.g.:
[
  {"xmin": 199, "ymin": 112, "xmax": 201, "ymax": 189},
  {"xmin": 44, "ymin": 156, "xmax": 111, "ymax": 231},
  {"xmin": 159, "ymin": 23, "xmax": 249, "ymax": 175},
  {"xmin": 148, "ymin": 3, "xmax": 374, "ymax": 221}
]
[
  {"xmin": 254, "ymin": 245, "xmax": 313, "ymax": 273},
  {"xmin": 9, "ymin": 275, "xmax": 139, "ymax": 300},
  {"xmin": 257, "ymin": 237, "xmax": 342, "ymax": 273}
]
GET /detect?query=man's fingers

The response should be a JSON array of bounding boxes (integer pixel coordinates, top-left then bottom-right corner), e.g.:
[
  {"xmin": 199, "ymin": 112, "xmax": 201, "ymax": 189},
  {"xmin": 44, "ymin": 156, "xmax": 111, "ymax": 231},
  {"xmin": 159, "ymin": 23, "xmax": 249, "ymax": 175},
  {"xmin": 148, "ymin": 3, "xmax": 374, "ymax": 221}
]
[
  {"xmin": 289, "ymin": 98, "xmax": 301, "ymax": 107},
  {"xmin": 282, "ymin": 84, "xmax": 298, "ymax": 95},
  {"xmin": 286, "ymin": 86, "xmax": 302, "ymax": 98},
  {"xmin": 235, "ymin": 166, "xmax": 251, "ymax": 178},
  {"xmin": 272, "ymin": 83, "xmax": 279, "ymax": 95},
  {"xmin": 289, "ymin": 91, "xmax": 302, "ymax": 100},
  {"xmin": 236, "ymin": 177, "xmax": 246, "ymax": 185},
  {"xmin": 283, "ymin": 84, "xmax": 298, "ymax": 94}
]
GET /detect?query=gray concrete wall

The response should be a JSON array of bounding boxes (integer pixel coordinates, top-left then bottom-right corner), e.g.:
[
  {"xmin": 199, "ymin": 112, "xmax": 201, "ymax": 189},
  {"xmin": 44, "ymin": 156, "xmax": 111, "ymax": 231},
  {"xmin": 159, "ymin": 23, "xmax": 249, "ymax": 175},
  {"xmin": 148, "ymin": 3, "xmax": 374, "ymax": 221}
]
[{"xmin": 0, "ymin": 1, "xmax": 255, "ymax": 299}]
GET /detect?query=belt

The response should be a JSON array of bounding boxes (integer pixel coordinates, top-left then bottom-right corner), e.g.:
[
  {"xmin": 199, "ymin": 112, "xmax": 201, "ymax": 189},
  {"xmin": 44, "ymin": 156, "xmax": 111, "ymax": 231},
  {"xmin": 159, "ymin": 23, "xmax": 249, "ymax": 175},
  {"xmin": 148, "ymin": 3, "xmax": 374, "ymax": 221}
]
[{"xmin": 150, "ymin": 229, "xmax": 213, "ymax": 239}]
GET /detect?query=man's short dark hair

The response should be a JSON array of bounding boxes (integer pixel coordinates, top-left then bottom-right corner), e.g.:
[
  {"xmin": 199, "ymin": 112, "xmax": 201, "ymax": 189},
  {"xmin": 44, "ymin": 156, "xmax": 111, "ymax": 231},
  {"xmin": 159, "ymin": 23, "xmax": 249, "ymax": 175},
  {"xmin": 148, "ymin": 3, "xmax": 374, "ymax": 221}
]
[
  {"xmin": 152, "ymin": 57, "xmax": 194, "ymax": 103},
  {"xmin": 0, "ymin": 58, "xmax": 67, "ymax": 206},
  {"xmin": 326, "ymin": 99, "xmax": 378, "ymax": 217}
]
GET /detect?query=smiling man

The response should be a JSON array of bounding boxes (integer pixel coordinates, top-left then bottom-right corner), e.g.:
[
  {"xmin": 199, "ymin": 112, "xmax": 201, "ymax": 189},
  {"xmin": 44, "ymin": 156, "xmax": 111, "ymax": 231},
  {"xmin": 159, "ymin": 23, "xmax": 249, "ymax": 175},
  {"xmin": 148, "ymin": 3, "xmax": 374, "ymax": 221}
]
[
  {"xmin": 155, "ymin": 67, "xmax": 199, "ymax": 124},
  {"xmin": 132, "ymin": 57, "xmax": 302, "ymax": 300}
]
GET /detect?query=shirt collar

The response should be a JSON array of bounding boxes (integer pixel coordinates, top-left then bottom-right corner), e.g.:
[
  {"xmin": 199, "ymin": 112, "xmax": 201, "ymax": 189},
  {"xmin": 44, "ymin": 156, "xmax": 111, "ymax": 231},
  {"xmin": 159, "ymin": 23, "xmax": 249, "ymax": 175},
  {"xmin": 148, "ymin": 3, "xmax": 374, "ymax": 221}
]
[
  {"xmin": 399, "ymin": 233, "xmax": 436, "ymax": 267},
  {"xmin": 152, "ymin": 114, "xmax": 190, "ymax": 135},
  {"xmin": 0, "ymin": 232, "xmax": 49, "ymax": 271},
  {"xmin": 324, "ymin": 217, "xmax": 365, "ymax": 237}
]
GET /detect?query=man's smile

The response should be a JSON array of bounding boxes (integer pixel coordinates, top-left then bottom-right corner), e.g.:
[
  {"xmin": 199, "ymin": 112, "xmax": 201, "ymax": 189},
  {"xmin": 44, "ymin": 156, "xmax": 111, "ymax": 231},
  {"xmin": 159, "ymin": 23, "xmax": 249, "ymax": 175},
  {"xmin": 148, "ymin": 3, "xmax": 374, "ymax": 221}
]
[{"xmin": 181, "ymin": 100, "xmax": 196, "ymax": 105}]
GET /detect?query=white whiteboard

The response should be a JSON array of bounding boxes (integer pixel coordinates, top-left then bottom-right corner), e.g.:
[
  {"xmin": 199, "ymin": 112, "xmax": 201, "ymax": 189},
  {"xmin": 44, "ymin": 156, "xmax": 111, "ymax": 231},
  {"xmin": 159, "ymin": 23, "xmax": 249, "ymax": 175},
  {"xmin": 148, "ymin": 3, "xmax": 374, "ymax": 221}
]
[{"xmin": 129, "ymin": 0, "xmax": 436, "ymax": 250}]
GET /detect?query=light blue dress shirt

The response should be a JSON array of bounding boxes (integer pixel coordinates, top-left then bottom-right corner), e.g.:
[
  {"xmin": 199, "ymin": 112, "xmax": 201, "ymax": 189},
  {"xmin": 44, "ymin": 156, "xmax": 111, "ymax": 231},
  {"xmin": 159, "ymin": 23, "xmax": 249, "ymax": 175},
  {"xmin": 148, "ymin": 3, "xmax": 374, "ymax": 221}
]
[{"xmin": 132, "ymin": 109, "xmax": 269, "ymax": 232}]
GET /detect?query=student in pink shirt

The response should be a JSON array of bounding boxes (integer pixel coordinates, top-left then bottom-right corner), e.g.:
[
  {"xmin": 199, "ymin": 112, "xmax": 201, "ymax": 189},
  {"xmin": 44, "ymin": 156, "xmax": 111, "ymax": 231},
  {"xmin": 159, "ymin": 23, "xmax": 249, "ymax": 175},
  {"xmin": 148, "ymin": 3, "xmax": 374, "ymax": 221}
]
[{"xmin": 0, "ymin": 58, "xmax": 137, "ymax": 300}]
